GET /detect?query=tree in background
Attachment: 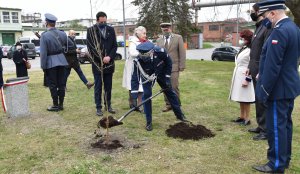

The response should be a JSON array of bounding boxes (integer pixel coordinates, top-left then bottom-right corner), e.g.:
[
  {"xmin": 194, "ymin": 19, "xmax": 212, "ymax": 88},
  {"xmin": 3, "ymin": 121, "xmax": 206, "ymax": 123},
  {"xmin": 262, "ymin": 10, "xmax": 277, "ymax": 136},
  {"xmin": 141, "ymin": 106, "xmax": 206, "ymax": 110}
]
[
  {"xmin": 285, "ymin": 0, "xmax": 300, "ymax": 26},
  {"xmin": 68, "ymin": 20, "xmax": 85, "ymax": 29},
  {"xmin": 131, "ymin": 0, "xmax": 198, "ymax": 41}
]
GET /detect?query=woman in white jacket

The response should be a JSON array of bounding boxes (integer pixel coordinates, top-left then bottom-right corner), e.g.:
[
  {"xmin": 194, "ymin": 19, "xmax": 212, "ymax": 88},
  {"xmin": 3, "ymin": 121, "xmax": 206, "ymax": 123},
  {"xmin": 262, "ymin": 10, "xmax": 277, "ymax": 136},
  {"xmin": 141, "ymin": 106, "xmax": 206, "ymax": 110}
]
[
  {"xmin": 122, "ymin": 26, "xmax": 147, "ymax": 109},
  {"xmin": 229, "ymin": 29, "xmax": 255, "ymax": 126}
]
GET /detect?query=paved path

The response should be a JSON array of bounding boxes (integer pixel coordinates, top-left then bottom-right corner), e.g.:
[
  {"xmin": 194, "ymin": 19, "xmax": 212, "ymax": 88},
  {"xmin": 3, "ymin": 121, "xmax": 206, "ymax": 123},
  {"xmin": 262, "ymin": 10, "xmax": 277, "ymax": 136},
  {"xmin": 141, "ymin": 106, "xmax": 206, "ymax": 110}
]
[{"xmin": 2, "ymin": 43, "xmax": 220, "ymax": 74}]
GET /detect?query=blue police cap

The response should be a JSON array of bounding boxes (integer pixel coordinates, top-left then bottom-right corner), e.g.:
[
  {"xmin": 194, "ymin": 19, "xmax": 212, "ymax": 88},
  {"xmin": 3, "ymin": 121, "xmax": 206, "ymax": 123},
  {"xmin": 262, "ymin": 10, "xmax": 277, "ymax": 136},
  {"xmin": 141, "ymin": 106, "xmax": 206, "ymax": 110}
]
[
  {"xmin": 45, "ymin": 13, "xmax": 57, "ymax": 23},
  {"xmin": 136, "ymin": 41, "xmax": 155, "ymax": 53},
  {"xmin": 258, "ymin": 0, "xmax": 286, "ymax": 15}
]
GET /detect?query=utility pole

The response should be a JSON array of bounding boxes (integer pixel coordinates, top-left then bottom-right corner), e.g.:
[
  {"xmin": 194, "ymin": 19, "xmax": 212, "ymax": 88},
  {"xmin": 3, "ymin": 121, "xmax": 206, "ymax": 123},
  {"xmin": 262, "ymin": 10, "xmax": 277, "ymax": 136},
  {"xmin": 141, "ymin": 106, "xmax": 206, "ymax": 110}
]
[
  {"xmin": 122, "ymin": 0, "xmax": 127, "ymax": 59},
  {"xmin": 90, "ymin": 0, "xmax": 93, "ymax": 26},
  {"xmin": 236, "ymin": 3, "xmax": 240, "ymax": 46}
]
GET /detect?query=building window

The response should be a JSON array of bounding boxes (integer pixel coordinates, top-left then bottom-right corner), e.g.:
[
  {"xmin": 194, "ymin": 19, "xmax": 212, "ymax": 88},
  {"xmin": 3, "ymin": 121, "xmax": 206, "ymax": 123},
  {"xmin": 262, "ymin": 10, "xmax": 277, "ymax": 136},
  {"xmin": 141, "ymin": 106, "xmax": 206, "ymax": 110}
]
[
  {"xmin": 12, "ymin": 12, "xmax": 19, "ymax": 23},
  {"xmin": 3, "ymin": 12, "xmax": 10, "ymax": 23},
  {"xmin": 224, "ymin": 26, "xmax": 234, "ymax": 32},
  {"xmin": 209, "ymin": 25, "xmax": 219, "ymax": 31}
]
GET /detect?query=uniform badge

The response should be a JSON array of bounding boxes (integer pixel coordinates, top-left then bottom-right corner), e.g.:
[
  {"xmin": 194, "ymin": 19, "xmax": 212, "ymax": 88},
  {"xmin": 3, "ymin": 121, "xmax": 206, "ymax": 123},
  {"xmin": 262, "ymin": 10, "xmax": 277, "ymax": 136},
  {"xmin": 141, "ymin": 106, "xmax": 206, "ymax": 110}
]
[{"xmin": 272, "ymin": 40, "xmax": 278, "ymax": 45}]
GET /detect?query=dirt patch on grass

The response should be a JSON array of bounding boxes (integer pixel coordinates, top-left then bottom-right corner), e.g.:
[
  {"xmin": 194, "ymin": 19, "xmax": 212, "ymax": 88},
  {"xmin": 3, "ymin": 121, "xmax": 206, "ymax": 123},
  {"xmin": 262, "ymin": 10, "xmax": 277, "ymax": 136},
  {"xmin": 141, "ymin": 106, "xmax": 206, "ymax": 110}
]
[
  {"xmin": 165, "ymin": 122, "xmax": 215, "ymax": 140},
  {"xmin": 90, "ymin": 132, "xmax": 143, "ymax": 152}
]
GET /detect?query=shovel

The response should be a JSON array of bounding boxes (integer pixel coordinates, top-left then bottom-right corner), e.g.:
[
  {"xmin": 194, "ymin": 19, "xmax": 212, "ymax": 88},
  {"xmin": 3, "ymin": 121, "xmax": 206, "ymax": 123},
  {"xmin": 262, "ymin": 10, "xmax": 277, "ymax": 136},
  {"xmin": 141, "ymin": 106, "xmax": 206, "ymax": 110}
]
[{"xmin": 98, "ymin": 89, "xmax": 165, "ymax": 129}]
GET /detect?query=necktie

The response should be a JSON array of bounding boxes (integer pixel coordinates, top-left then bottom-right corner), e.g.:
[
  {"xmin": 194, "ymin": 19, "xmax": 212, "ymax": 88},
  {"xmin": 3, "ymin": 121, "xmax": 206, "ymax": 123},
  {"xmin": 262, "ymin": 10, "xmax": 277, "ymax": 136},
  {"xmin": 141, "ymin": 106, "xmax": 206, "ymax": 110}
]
[{"xmin": 165, "ymin": 35, "xmax": 169, "ymax": 49}]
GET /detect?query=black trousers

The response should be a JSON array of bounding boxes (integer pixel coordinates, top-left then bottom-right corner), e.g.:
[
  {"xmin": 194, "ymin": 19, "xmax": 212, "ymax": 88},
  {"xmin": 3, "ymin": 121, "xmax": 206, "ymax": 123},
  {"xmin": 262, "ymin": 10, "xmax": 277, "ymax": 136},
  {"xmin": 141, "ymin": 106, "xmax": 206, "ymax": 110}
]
[
  {"xmin": 253, "ymin": 78, "xmax": 267, "ymax": 133},
  {"xmin": 46, "ymin": 66, "xmax": 66, "ymax": 106}
]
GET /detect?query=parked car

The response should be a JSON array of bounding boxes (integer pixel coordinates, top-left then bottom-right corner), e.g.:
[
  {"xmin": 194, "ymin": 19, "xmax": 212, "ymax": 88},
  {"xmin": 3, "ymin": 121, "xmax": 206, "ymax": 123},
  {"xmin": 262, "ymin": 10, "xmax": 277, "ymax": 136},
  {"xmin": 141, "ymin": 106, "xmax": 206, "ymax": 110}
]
[
  {"xmin": 7, "ymin": 43, "xmax": 36, "ymax": 59},
  {"xmin": 78, "ymin": 46, "xmax": 122, "ymax": 64},
  {"xmin": 35, "ymin": 46, "xmax": 40, "ymax": 57},
  {"xmin": 211, "ymin": 46, "xmax": 240, "ymax": 61},
  {"xmin": 1, "ymin": 46, "xmax": 11, "ymax": 58}
]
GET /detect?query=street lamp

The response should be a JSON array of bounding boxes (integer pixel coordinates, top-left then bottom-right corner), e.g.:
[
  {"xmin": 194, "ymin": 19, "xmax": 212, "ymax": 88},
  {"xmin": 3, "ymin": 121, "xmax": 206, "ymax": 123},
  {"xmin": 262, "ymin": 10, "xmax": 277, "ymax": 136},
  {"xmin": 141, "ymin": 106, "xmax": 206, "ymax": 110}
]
[{"xmin": 122, "ymin": 0, "xmax": 127, "ymax": 59}]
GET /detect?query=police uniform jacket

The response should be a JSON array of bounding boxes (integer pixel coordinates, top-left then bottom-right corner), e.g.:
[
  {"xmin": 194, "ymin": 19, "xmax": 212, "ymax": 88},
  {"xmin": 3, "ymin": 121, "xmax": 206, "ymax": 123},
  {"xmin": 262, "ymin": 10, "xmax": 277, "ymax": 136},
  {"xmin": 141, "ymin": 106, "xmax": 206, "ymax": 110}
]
[
  {"xmin": 131, "ymin": 46, "xmax": 172, "ymax": 99},
  {"xmin": 86, "ymin": 24, "xmax": 118, "ymax": 74},
  {"xmin": 256, "ymin": 18, "xmax": 300, "ymax": 102},
  {"xmin": 40, "ymin": 27, "xmax": 70, "ymax": 69},
  {"xmin": 248, "ymin": 20, "xmax": 271, "ymax": 78}
]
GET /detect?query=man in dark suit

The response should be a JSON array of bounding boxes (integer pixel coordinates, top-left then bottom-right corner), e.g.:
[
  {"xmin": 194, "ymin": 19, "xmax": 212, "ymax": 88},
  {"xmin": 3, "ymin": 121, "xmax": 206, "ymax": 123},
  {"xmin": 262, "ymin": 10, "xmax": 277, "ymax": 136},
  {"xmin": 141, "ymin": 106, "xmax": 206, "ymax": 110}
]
[
  {"xmin": 246, "ymin": 3, "xmax": 272, "ymax": 141},
  {"xmin": 253, "ymin": 0, "xmax": 300, "ymax": 173},
  {"xmin": 87, "ymin": 11, "xmax": 118, "ymax": 116}
]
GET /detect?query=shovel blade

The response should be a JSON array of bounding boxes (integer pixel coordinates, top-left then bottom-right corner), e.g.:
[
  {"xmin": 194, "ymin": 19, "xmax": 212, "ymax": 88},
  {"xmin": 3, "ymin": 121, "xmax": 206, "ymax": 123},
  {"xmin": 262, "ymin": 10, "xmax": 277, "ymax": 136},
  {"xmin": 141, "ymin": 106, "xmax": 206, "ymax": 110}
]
[{"xmin": 98, "ymin": 116, "xmax": 123, "ymax": 128}]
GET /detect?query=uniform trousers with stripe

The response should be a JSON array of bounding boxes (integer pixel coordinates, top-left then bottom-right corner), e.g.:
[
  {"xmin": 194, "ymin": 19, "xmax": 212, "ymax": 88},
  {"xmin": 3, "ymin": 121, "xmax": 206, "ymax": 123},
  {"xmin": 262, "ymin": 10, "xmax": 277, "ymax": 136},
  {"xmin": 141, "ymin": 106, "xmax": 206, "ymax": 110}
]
[{"xmin": 266, "ymin": 99, "xmax": 294, "ymax": 171}]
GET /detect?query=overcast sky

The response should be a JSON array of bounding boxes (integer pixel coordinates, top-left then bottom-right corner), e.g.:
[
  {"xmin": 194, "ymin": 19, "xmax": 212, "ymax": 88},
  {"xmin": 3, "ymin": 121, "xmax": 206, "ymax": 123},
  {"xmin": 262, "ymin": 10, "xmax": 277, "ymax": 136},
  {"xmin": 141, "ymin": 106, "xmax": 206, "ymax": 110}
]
[{"xmin": 0, "ymin": 0, "xmax": 254, "ymax": 22}]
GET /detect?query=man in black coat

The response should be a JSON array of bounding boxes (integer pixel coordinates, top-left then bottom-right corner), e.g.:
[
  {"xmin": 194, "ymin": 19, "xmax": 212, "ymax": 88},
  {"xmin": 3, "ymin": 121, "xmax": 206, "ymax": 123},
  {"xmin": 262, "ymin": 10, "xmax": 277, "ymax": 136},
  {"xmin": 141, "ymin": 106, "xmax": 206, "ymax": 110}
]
[
  {"xmin": 246, "ymin": 3, "xmax": 271, "ymax": 141},
  {"xmin": 87, "ymin": 11, "xmax": 118, "ymax": 116}
]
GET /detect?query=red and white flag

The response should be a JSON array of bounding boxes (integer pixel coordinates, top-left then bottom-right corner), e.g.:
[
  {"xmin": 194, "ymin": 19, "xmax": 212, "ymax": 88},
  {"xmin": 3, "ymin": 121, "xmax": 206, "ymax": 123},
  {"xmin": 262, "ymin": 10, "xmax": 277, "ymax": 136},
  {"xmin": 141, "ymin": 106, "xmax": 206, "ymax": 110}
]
[{"xmin": 272, "ymin": 40, "xmax": 278, "ymax": 45}]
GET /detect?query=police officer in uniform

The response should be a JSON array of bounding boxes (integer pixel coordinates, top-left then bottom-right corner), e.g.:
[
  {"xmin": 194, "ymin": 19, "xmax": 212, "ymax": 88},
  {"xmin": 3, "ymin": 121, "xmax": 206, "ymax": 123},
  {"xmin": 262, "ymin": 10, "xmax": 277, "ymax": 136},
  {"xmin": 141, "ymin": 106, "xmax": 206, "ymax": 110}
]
[
  {"xmin": 131, "ymin": 41, "xmax": 187, "ymax": 131},
  {"xmin": 40, "ymin": 13, "xmax": 74, "ymax": 111},
  {"xmin": 253, "ymin": 1, "xmax": 300, "ymax": 173}
]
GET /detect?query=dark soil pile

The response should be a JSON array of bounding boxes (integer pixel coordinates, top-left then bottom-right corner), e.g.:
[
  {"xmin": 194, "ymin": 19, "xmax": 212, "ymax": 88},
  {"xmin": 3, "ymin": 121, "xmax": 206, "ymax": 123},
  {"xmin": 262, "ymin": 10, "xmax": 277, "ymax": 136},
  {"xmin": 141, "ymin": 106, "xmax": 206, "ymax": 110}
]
[
  {"xmin": 98, "ymin": 116, "xmax": 123, "ymax": 128},
  {"xmin": 91, "ymin": 139, "xmax": 123, "ymax": 150},
  {"xmin": 165, "ymin": 122, "xmax": 215, "ymax": 140}
]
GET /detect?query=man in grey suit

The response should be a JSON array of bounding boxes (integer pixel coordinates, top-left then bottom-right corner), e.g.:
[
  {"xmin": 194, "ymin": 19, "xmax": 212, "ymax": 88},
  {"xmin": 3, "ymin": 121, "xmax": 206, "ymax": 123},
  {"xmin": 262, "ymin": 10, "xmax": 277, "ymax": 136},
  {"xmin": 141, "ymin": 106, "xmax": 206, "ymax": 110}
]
[
  {"xmin": 40, "ymin": 13, "xmax": 74, "ymax": 111},
  {"xmin": 156, "ymin": 22, "xmax": 186, "ymax": 112}
]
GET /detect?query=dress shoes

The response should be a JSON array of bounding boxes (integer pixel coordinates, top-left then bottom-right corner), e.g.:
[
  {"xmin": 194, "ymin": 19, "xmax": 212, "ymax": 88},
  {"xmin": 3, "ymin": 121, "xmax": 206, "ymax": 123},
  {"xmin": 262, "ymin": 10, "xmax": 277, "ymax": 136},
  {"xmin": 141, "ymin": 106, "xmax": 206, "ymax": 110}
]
[
  {"xmin": 252, "ymin": 164, "xmax": 284, "ymax": 173},
  {"xmin": 96, "ymin": 109, "xmax": 103, "ymax": 116},
  {"xmin": 231, "ymin": 117, "xmax": 244, "ymax": 123},
  {"xmin": 47, "ymin": 105, "xmax": 59, "ymax": 112},
  {"xmin": 145, "ymin": 123, "xmax": 153, "ymax": 131},
  {"xmin": 240, "ymin": 120, "xmax": 251, "ymax": 126},
  {"xmin": 248, "ymin": 127, "xmax": 261, "ymax": 134},
  {"xmin": 253, "ymin": 133, "xmax": 267, "ymax": 141},
  {"xmin": 107, "ymin": 107, "xmax": 116, "ymax": 114},
  {"xmin": 162, "ymin": 106, "xmax": 172, "ymax": 112},
  {"xmin": 177, "ymin": 115, "xmax": 189, "ymax": 122}
]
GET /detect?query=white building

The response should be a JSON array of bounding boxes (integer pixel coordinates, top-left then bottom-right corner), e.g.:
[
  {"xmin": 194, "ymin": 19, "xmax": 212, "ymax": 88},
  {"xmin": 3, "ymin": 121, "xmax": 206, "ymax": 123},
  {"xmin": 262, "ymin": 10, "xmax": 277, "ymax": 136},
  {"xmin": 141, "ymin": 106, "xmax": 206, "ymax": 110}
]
[{"xmin": 0, "ymin": 7, "xmax": 22, "ymax": 46}]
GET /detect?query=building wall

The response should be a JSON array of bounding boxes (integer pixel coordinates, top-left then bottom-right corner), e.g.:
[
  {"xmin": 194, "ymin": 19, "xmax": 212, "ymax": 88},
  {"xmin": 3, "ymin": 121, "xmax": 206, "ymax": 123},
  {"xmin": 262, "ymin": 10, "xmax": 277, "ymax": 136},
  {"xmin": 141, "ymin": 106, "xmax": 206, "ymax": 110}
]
[{"xmin": 0, "ymin": 7, "xmax": 22, "ymax": 45}]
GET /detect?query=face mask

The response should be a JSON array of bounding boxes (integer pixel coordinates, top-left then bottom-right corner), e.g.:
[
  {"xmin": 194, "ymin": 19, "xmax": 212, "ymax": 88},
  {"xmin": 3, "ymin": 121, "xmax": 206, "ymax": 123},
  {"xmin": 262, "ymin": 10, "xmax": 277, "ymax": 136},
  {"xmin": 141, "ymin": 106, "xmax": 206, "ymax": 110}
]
[
  {"xmin": 239, "ymin": 40, "xmax": 244, "ymax": 46},
  {"xmin": 16, "ymin": 46, "xmax": 22, "ymax": 50},
  {"xmin": 250, "ymin": 13, "xmax": 258, "ymax": 22},
  {"xmin": 70, "ymin": 35, "xmax": 75, "ymax": 39},
  {"xmin": 262, "ymin": 17, "xmax": 272, "ymax": 29},
  {"xmin": 98, "ymin": 23, "xmax": 106, "ymax": 29}
]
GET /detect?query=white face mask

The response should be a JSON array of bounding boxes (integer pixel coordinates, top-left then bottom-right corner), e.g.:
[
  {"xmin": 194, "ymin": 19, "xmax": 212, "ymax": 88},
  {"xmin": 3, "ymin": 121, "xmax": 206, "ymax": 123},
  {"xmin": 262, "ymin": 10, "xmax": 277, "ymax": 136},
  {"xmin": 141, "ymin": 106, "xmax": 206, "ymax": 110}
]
[
  {"xmin": 239, "ymin": 40, "xmax": 244, "ymax": 46},
  {"xmin": 16, "ymin": 46, "xmax": 22, "ymax": 50}
]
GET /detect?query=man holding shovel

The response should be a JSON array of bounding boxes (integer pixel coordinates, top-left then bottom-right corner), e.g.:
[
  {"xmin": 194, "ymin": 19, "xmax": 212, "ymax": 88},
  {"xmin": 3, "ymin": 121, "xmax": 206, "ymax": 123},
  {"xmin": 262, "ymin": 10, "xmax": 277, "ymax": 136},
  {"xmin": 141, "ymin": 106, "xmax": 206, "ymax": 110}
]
[{"xmin": 131, "ymin": 41, "xmax": 187, "ymax": 131}]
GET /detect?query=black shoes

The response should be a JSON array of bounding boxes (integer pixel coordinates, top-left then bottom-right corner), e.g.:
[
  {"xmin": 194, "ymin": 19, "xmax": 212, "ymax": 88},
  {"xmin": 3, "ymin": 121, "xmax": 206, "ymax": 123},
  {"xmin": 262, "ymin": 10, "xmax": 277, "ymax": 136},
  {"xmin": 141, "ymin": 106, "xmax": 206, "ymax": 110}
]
[
  {"xmin": 248, "ymin": 127, "xmax": 261, "ymax": 133},
  {"xmin": 240, "ymin": 120, "xmax": 251, "ymax": 126},
  {"xmin": 252, "ymin": 164, "xmax": 284, "ymax": 173},
  {"xmin": 96, "ymin": 109, "xmax": 103, "ymax": 116},
  {"xmin": 107, "ymin": 107, "xmax": 116, "ymax": 114},
  {"xmin": 231, "ymin": 117, "xmax": 244, "ymax": 123},
  {"xmin": 47, "ymin": 105, "xmax": 59, "ymax": 112},
  {"xmin": 177, "ymin": 115, "xmax": 189, "ymax": 122},
  {"xmin": 253, "ymin": 133, "xmax": 267, "ymax": 141},
  {"xmin": 145, "ymin": 123, "xmax": 153, "ymax": 131}
]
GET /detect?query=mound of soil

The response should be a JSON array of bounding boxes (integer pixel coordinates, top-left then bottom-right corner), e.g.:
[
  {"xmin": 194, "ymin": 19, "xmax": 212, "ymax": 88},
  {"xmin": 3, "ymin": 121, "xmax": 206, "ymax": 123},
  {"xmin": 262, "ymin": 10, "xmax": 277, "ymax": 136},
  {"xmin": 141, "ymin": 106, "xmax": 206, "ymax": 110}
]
[
  {"xmin": 98, "ymin": 116, "xmax": 123, "ymax": 128},
  {"xmin": 165, "ymin": 122, "xmax": 215, "ymax": 140},
  {"xmin": 91, "ymin": 139, "xmax": 123, "ymax": 150}
]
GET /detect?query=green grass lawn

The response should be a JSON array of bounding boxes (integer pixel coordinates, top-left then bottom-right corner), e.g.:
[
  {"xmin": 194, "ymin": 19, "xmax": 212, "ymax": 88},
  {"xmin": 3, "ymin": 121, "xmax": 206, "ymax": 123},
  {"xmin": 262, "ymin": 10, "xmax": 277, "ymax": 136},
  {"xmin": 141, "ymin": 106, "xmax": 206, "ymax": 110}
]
[
  {"xmin": 0, "ymin": 60, "xmax": 299, "ymax": 174},
  {"xmin": 203, "ymin": 42, "xmax": 214, "ymax": 49}
]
